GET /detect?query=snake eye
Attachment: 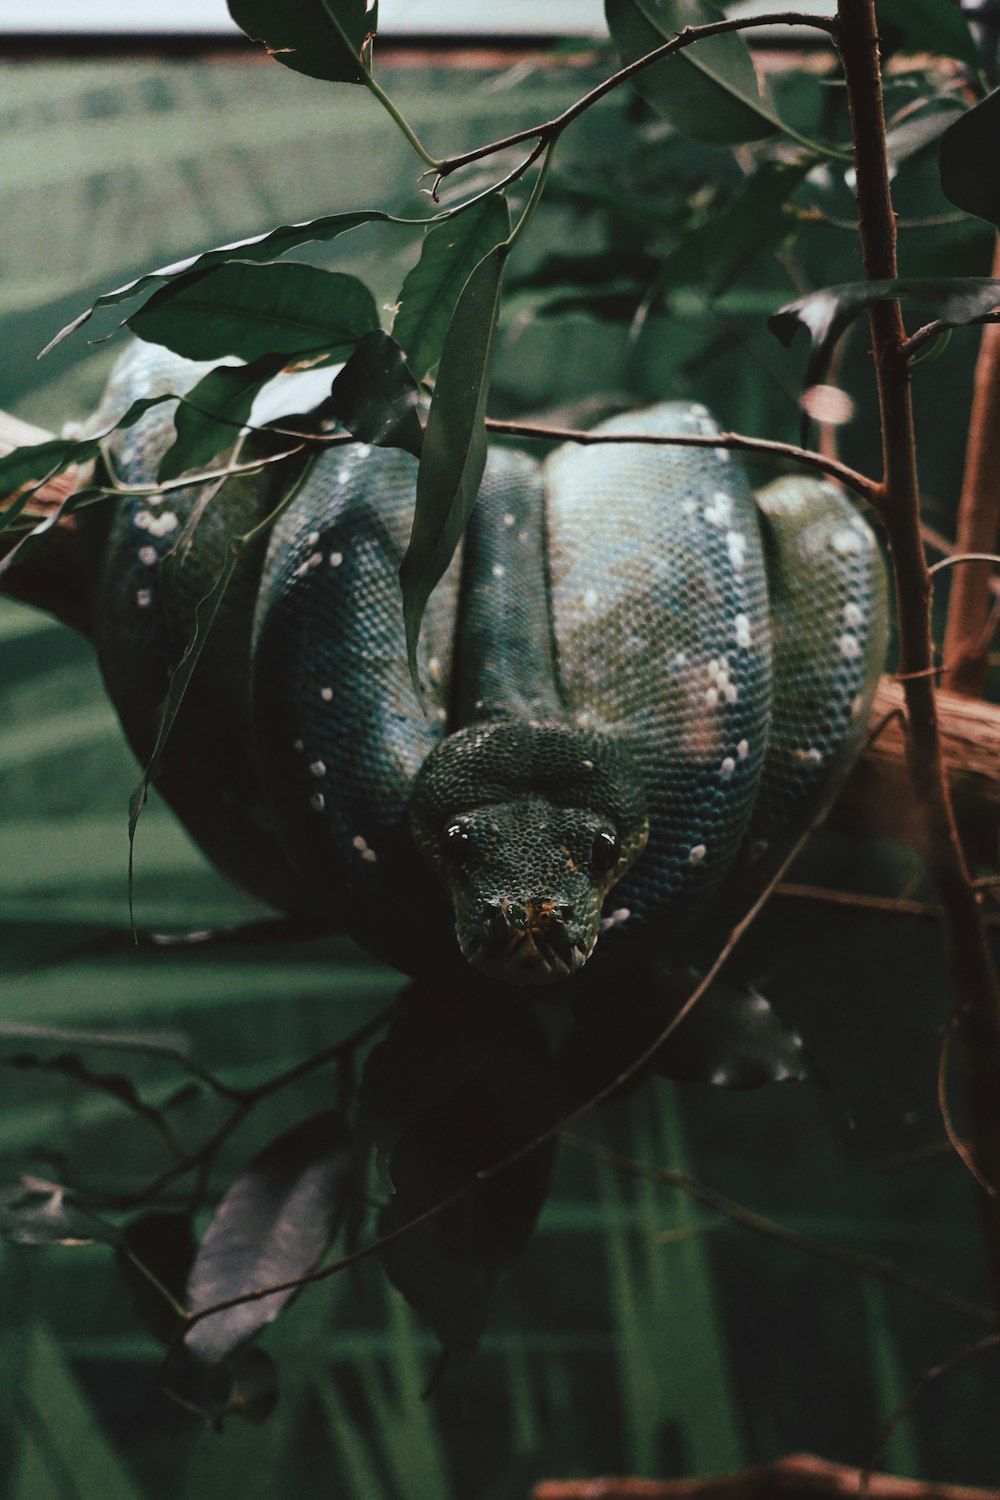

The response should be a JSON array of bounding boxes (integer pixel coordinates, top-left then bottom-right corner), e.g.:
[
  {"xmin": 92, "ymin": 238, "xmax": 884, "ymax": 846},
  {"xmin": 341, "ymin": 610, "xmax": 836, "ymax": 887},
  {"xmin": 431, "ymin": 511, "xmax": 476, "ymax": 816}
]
[
  {"xmin": 591, "ymin": 830, "xmax": 621, "ymax": 874},
  {"xmin": 443, "ymin": 822, "xmax": 473, "ymax": 867}
]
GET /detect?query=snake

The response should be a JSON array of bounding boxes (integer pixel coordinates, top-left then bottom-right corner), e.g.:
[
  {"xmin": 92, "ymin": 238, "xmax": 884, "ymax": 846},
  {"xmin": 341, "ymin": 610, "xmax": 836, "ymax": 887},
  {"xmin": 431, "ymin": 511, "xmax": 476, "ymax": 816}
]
[{"xmin": 78, "ymin": 339, "xmax": 888, "ymax": 988}]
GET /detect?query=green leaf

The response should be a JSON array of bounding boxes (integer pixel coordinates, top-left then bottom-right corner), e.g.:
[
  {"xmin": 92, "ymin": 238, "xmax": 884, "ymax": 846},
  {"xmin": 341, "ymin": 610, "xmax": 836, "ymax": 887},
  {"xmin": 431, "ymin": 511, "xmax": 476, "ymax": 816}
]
[
  {"xmin": 227, "ymin": 0, "xmax": 371, "ymax": 84},
  {"xmin": 940, "ymin": 90, "xmax": 1000, "ymax": 228},
  {"xmin": 770, "ymin": 276, "xmax": 1000, "ymax": 383},
  {"xmin": 876, "ymin": 0, "xmax": 981, "ymax": 67},
  {"xmin": 393, "ymin": 195, "xmax": 511, "ymax": 381},
  {"xmin": 325, "ymin": 331, "xmax": 424, "ymax": 458},
  {"xmin": 127, "ymin": 262, "xmax": 380, "ymax": 364},
  {"xmin": 42, "ymin": 210, "xmax": 393, "ymax": 355},
  {"xmin": 605, "ymin": 0, "xmax": 778, "ymax": 145},
  {"xmin": 157, "ymin": 355, "xmax": 288, "ymax": 483},
  {"xmin": 185, "ymin": 1110, "xmax": 354, "ymax": 1362},
  {"xmin": 399, "ymin": 242, "xmax": 507, "ymax": 688}
]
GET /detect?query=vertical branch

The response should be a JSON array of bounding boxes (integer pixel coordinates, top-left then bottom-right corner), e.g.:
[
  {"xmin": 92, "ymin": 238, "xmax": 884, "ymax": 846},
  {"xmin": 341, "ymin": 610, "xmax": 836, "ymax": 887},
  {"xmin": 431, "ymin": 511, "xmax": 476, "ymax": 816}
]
[
  {"xmin": 942, "ymin": 236, "xmax": 1000, "ymax": 697},
  {"xmin": 836, "ymin": 0, "xmax": 1000, "ymax": 1304}
]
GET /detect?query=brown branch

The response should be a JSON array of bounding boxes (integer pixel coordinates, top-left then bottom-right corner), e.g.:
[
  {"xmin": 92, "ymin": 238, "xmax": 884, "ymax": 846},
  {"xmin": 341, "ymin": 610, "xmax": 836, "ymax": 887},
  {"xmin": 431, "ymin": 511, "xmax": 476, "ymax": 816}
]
[
  {"xmin": 533, "ymin": 1455, "xmax": 1000, "ymax": 1500},
  {"xmin": 775, "ymin": 882, "xmax": 1000, "ymax": 929},
  {"xmin": 942, "ymin": 238, "xmax": 1000, "ymax": 697},
  {"xmin": 837, "ymin": 0, "xmax": 1000, "ymax": 1303}
]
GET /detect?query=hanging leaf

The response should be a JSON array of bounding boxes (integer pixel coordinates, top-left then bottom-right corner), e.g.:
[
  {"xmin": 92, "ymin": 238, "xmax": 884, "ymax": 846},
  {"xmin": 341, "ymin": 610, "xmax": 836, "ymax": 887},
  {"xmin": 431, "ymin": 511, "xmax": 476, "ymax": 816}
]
[
  {"xmin": 940, "ymin": 90, "xmax": 1000, "ymax": 228},
  {"xmin": 565, "ymin": 967, "xmax": 816, "ymax": 1098},
  {"xmin": 605, "ymin": 0, "xmax": 779, "ymax": 145},
  {"xmin": 227, "ymin": 0, "xmax": 372, "ymax": 84},
  {"xmin": 163, "ymin": 1344, "xmax": 280, "ymax": 1428},
  {"xmin": 324, "ymin": 331, "xmax": 424, "ymax": 458},
  {"xmin": 360, "ymin": 983, "xmax": 567, "ymax": 1352},
  {"xmin": 42, "ymin": 210, "xmax": 395, "ymax": 355},
  {"xmin": 119, "ymin": 1212, "xmax": 197, "ymax": 1346},
  {"xmin": 157, "ymin": 355, "xmax": 289, "ymax": 482},
  {"xmin": 185, "ymin": 1110, "xmax": 354, "ymax": 1363},
  {"xmin": 876, "ymin": 0, "xmax": 981, "ymax": 67},
  {"xmin": 769, "ymin": 276, "xmax": 1000, "ymax": 384},
  {"xmin": 393, "ymin": 195, "xmax": 511, "ymax": 382},
  {"xmin": 127, "ymin": 262, "xmax": 380, "ymax": 365},
  {"xmin": 0, "ymin": 1177, "xmax": 120, "ymax": 1247},
  {"xmin": 399, "ymin": 242, "xmax": 508, "ymax": 689}
]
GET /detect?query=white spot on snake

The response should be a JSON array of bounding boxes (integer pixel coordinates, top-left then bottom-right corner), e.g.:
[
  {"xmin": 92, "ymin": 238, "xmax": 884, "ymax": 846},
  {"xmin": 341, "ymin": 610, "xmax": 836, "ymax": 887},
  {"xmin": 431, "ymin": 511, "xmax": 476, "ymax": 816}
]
[
  {"xmin": 329, "ymin": 551, "xmax": 344, "ymax": 567},
  {"xmin": 726, "ymin": 530, "xmax": 746, "ymax": 570},
  {"xmin": 843, "ymin": 601, "xmax": 863, "ymax": 627},
  {"xmin": 320, "ymin": 686, "xmax": 333, "ymax": 702},
  {"xmin": 705, "ymin": 687, "xmax": 719, "ymax": 708},
  {"xmin": 734, "ymin": 614, "xmax": 752, "ymax": 648},
  {"xmin": 492, "ymin": 563, "xmax": 505, "ymax": 579},
  {"xmin": 690, "ymin": 404, "xmax": 710, "ymax": 418},
  {"xmin": 832, "ymin": 527, "xmax": 863, "ymax": 556},
  {"xmin": 337, "ymin": 467, "xmax": 351, "ymax": 485},
  {"xmin": 672, "ymin": 651, "xmax": 688, "ymax": 668},
  {"xmin": 294, "ymin": 552, "xmax": 323, "ymax": 578},
  {"xmin": 134, "ymin": 509, "xmax": 178, "ymax": 537},
  {"xmin": 839, "ymin": 633, "xmax": 861, "ymax": 660},
  {"xmin": 582, "ymin": 759, "xmax": 594, "ymax": 770},
  {"xmin": 724, "ymin": 683, "xmax": 738, "ymax": 704},
  {"xmin": 851, "ymin": 693, "xmax": 865, "ymax": 718},
  {"xmin": 136, "ymin": 588, "xmax": 152, "ymax": 608},
  {"xmin": 582, "ymin": 588, "xmax": 599, "ymax": 609},
  {"xmin": 681, "ymin": 498, "xmax": 698, "ymax": 515},
  {"xmin": 361, "ymin": 848, "xmax": 377, "ymax": 863},
  {"xmin": 796, "ymin": 746, "xmax": 823, "ymax": 765},
  {"xmin": 310, "ymin": 760, "xmax": 326, "ymax": 777},
  {"xmin": 715, "ymin": 447, "xmax": 730, "ymax": 463},
  {"xmin": 293, "ymin": 739, "xmax": 304, "ymax": 753},
  {"xmin": 689, "ymin": 844, "xmax": 707, "ymax": 864},
  {"xmin": 435, "ymin": 706, "xmax": 447, "ymax": 723},
  {"xmin": 721, "ymin": 756, "xmax": 736, "ymax": 778},
  {"xmin": 352, "ymin": 833, "xmax": 377, "ymax": 863},
  {"xmin": 137, "ymin": 545, "xmax": 158, "ymax": 567},
  {"xmin": 600, "ymin": 906, "xmax": 631, "ymax": 931},
  {"xmin": 310, "ymin": 792, "xmax": 325, "ymax": 811},
  {"xmin": 428, "ymin": 656, "xmax": 442, "ymax": 684},
  {"xmin": 354, "ymin": 444, "xmax": 371, "ymax": 458},
  {"xmin": 704, "ymin": 491, "xmax": 732, "ymax": 527},
  {"xmin": 503, "ymin": 512, "xmax": 516, "ymax": 527},
  {"xmin": 308, "ymin": 531, "xmax": 320, "ymax": 547},
  {"xmin": 737, "ymin": 738, "xmax": 749, "ymax": 759}
]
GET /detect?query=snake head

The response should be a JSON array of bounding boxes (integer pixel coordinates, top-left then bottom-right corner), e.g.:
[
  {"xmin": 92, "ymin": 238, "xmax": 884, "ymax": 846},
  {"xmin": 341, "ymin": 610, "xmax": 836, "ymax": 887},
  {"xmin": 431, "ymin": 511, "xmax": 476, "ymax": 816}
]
[{"xmin": 410, "ymin": 721, "xmax": 648, "ymax": 987}]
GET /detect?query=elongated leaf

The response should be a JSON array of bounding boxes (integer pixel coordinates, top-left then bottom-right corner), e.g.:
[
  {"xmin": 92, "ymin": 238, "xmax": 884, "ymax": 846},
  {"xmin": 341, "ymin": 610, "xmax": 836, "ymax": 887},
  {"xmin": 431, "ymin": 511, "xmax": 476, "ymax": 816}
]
[
  {"xmin": 325, "ymin": 331, "xmax": 424, "ymax": 458},
  {"xmin": 158, "ymin": 354, "xmax": 288, "ymax": 482},
  {"xmin": 185, "ymin": 1110, "xmax": 354, "ymax": 1362},
  {"xmin": 605, "ymin": 0, "xmax": 778, "ymax": 145},
  {"xmin": 228, "ymin": 0, "xmax": 371, "ymax": 83},
  {"xmin": 393, "ymin": 195, "xmax": 511, "ymax": 381},
  {"xmin": 127, "ymin": 262, "xmax": 380, "ymax": 364},
  {"xmin": 876, "ymin": 0, "xmax": 981, "ymax": 67},
  {"xmin": 43, "ymin": 210, "xmax": 393, "ymax": 355},
  {"xmin": 0, "ymin": 1177, "xmax": 120, "ymax": 1247},
  {"xmin": 940, "ymin": 90, "xmax": 1000, "ymax": 228},
  {"xmin": 770, "ymin": 276, "xmax": 1000, "ymax": 383},
  {"xmin": 399, "ymin": 242, "xmax": 508, "ymax": 686}
]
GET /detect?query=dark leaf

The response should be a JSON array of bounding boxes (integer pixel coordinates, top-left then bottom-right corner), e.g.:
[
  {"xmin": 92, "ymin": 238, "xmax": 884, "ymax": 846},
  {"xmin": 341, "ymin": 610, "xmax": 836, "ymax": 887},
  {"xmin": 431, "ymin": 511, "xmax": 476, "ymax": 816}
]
[
  {"xmin": 876, "ymin": 0, "xmax": 981, "ymax": 67},
  {"xmin": 605, "ymin": 0, "xmax": 779, "ymax": 145},
  {"xmin": 393, "ymin": 194, "xmax": 511, "ymax": 381},
  {"xmin": 0, "ymin": 1176, "xmax": 121, "ymax": 1247},
  {"xmin": 399, "ymin": 242, "xmax": 508, "ymax": 690},
  {"xmin": 157, "ymin": 355, "xmax": 289, "ymax": 482},
  {"xmin": 227, "ymin": 0, "xmax": 371, "ymax": 84},
  {"xmin": 565, "ymin": 968, "xmax": 816, "ymax": 1098},
  {"xmin": 361, "ymin": 983, "xmax": 566, "ymax": 1352},
  {"xmin": 119, "ymin": 1212, "xmax": 197, "ymax": 1345},
  {"xmin": 163, "ymin": 1344, "xmax": 280, "ymax": 1428},
  {"xmin": 324, "ymin": 331, "xmax": 424, "ymax": 458},
  {"xmin": 769, "ymin": 276, "xmax": 1000, "ymax": 384},
  {"xmin": 940, "ymin": 90, "xmax": 1000, "ymax": 228},
  {"xmin": 42, "ymin": 210, "xmax": 393, "ymax": 355},
  {"xmin": 184, "ymin": 1110, "xmax": 354, "ymax": 1363},
  {"xmin": 127, "ymin": 262, "xmax": 380, "ymax": 364}
]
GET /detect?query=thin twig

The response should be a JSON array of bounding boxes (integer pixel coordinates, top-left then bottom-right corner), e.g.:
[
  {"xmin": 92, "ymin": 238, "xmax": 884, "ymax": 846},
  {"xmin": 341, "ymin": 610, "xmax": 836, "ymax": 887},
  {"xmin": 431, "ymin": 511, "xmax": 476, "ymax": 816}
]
[
  {"xmin": 866, "ymin": 1333, "xmax": 1000, "ymax": 1483},
  {"xmin": 775, "ymin": 882, "xmax": 1000, "ymax": 928}
]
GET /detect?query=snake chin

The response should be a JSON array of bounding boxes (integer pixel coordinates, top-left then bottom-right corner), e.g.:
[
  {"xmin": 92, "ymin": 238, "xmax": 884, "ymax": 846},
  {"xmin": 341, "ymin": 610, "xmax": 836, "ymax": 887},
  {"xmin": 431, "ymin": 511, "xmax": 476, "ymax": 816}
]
[{"xmin": 460, "ymin": 908, "xmax": 597, "ymax": 988}]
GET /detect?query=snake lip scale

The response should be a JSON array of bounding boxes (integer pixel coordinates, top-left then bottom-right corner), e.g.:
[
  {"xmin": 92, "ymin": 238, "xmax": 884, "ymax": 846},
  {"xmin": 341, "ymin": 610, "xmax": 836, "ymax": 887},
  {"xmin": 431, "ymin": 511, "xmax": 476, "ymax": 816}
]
[{"xmin": 79, "ymin": 344, "xmax": 889, "ymax": 991}]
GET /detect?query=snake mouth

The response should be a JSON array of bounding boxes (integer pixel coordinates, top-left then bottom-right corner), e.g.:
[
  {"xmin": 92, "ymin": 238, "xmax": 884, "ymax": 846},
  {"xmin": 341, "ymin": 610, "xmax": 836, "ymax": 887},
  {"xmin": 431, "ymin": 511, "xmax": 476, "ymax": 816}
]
[{"xmin": 460, "ymin": 901, "xmax": 597, "ymax": 986}]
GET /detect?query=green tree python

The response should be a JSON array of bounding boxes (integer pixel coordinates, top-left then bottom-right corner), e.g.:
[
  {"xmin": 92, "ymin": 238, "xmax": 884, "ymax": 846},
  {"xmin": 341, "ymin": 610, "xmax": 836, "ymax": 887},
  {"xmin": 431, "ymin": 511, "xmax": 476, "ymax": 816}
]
[{"xmin": 76, "ymin": 340, "xmax": 887, "ymax": 988}]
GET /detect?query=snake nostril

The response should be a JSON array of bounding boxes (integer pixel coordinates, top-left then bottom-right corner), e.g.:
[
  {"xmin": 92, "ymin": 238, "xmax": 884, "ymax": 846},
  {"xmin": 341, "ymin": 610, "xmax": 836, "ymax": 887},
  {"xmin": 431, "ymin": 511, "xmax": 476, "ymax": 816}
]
[{"xmin": 503, "ymin": 902, "xmax": 529, "ymax": 930}]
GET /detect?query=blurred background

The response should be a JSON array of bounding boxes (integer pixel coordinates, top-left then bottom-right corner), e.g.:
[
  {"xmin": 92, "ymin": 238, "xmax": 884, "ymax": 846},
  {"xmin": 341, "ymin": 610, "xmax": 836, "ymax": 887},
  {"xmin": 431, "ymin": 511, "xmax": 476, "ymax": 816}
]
[{"xmin": 0, "ymin": 7, "xmax": 997, "ymax": 1498}]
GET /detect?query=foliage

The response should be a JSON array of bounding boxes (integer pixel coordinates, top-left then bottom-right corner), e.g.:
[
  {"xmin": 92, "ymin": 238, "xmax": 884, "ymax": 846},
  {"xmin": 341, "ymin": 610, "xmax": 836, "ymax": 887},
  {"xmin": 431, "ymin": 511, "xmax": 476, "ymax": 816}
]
[{"xmin": 1, "ymin": 1, "xmax": 999, "ymax": 1495}]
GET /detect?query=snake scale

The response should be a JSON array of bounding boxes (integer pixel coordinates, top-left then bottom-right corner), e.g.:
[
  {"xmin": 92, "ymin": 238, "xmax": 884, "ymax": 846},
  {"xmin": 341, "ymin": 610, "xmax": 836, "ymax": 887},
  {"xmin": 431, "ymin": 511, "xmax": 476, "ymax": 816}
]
[{"xmin": 81, "ymin": 340, "xmax": 888, "ymax": 987}]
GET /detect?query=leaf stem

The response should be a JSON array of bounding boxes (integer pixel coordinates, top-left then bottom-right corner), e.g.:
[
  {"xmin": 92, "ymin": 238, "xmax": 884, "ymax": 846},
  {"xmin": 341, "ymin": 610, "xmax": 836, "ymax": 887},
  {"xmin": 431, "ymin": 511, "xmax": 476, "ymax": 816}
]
[
  {"xmin": 362, "ymin": 72, "xmax": 443, "ymax": 171},
  {"xmin": 505, "ymin": 141, "xmax": 556, "ymax": 252}
]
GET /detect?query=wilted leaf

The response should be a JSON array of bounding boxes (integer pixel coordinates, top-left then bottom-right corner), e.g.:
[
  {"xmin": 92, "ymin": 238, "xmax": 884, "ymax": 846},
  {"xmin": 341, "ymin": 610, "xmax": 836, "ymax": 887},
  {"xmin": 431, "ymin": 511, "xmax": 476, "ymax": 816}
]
[
  {"xmin": 0, "ymin": 1176, "xmax": 120, "ymax": 1247},
  {"xmin": 876, "ymin": 0, "xmax": 981, "ymax": 66},
  {"xmin": 185, "ymin": 1111, "xmax": 353, "ymax": 1362},
  {"xmin": 769, "ymin": 276, "xmax": 1000, "ymax": 384},
  {"xmin": 605, "ymin": 0, "xmax": 779, "ymax": 145},
  {"xmin": 940, "ymin": 90, "xmax": 1000, "ymax": 229},
  {"xmin": 566, "ymin": 968, "xmax": 816, "ymax": 1097},
  {"xmin": 119, "ymin": 1212, "xmax": 197, "ymax": 1345},
  {"xmin": 399, "ymin": 242, "xmax": 507, "ymax": 688},
  {"xmin": 393, "ymin": 194, "xmax": 511, "ymax": 381},
  {"xmin": 127, "ymin": 262, "xmax": 380, "ymax": 365},
  {"xmin": 325, "ymin": 331, "xmax": 424, "ymax": 458},
  {"xmin": 361, "ymin": 983, "xmax": 566, "ymax": 1351},
  {"xmin": 163, "ymin": 1344, "xmax": 280, "ymax": 1428},
  {"xmin": 158, "ymin": 355, "xmax": 288, "ymax": 482},
  {"xmin": 227, "ymin": 0, "xmax": 371, "ymax": 83}
]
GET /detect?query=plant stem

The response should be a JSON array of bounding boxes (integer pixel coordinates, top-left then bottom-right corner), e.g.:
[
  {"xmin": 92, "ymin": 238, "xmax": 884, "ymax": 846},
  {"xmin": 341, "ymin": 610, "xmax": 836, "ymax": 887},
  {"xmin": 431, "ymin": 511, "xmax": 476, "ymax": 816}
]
[
  {"xmin": 837, "ymin": 0, "xmax": 1000, "ymax": 1304},
  {"xmin": 942, "ymin": 236, "xmax": 1000, "ymax": 696}
]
